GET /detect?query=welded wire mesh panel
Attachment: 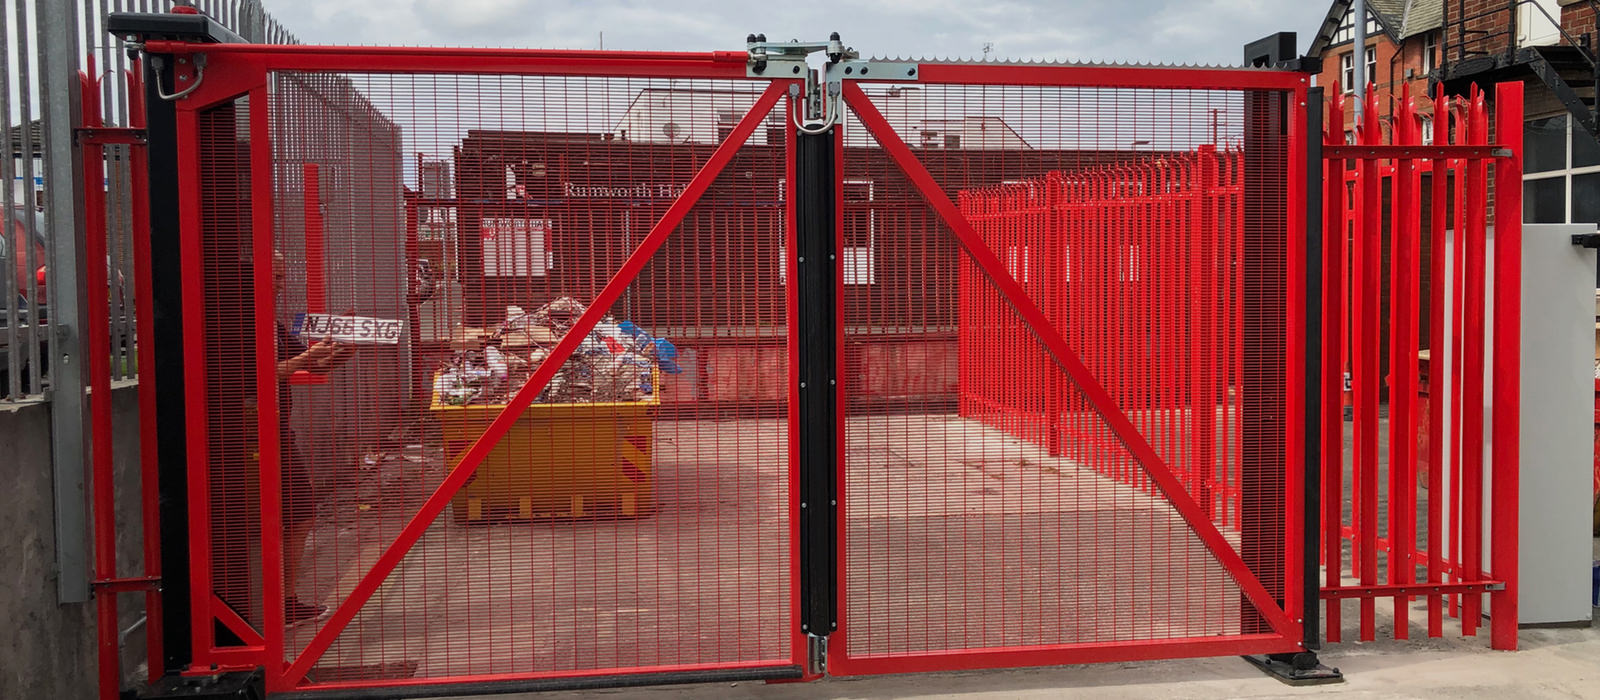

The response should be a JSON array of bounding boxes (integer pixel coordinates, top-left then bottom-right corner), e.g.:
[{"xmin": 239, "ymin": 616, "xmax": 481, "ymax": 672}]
[
  {"xmin": 837, "ymin": 83, "xmax": 1290, "ymax": 660},
  {"xmin": 199, "ymin": 95, "xmax": 264, "ymax": 626},
  {"xmin": 250, "ymin": 72, "xmax": 793, "ymax": 687}
]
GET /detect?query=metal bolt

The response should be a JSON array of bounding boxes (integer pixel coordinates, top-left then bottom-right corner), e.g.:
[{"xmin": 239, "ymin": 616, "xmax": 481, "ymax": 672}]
[
  {"xmin": 844, "ymin": 66, "xmax": 853, "ymax": 75},
  {"xmin": 800, "ymin": 502, "xmax": 807, "ymax": 508},
  {"xmin": 830, "ymin": 499, "xmax": 836, "ymax": 505},
  {"xmin": 798, "ymin": 256, "xmax": 805, "ymax": 263},
  {"xmin": 800, "ymin": 381, "xmax": 807, "ymax": 388},
  {"xmin": 861, "ymin": 67, "xmax": 869, "ymax": 75},
  {"xmin": 793, "ymin": 66, "xmax": 801, "ymax": 74},
  {"xmin": 829, "ymin": 378, "xmax": 835, "ymax": 385},
  {"xmin": 829, "ymin": 253, "xmax": 836, "ymax": 260},
  {"xmin": 907, "ymin": 67, "xmax": 916, "ymax": 76}
]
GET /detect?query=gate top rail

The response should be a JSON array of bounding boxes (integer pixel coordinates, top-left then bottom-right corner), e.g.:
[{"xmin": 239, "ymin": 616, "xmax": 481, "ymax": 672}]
[
  {"xmin": 133, "ymin": 39, "xmax": 1310, "ymax": 91},
  {"xmin": 136, "ymin": 40, "xmax": 755, "ymax": 80}
]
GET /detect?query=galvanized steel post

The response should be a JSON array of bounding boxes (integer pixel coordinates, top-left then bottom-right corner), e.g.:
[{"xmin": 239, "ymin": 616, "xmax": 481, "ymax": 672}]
[{"xmin": 40, "ymin": 0, "xmax": 90, "ymax": 605}]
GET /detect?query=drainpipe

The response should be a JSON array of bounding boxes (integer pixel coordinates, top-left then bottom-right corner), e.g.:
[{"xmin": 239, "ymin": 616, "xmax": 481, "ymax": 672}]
[{"xmin": 1355, "ymin": 0, "xmax": 1367, "ymax": 125}]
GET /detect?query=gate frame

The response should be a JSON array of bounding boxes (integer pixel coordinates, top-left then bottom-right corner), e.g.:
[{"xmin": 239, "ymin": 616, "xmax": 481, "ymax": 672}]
[
  {"xmin": 131, "ymin": 35, "xmax": 808, "ymax": 695},
  {"xmin": 824, "ymin": 64, "xmax": 1313, "ymax": 676},
  {"xmin": 119, "ymin": 20, "xmax": 1328, "ymax": 696}
]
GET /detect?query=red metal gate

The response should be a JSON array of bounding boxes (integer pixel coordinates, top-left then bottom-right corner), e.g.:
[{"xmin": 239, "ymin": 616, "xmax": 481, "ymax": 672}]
[
  {"xmin": 159, "ymin": 43, "xmax": 804, "ymax": 694},
  {"xmin": 828, "ymin": 66, "xmax": 1309, "ymax": 673},
  {"xmin": 137, "ymin": 34, "xmax": 1327, "ymax": 697}
]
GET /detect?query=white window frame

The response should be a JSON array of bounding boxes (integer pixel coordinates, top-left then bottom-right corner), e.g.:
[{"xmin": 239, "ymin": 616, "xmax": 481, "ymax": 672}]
[
  {"xmin": 1522, "ymin": 114, "xmax": 1600, "ymax": 224},
  {"xmin": 1341, "ymin": 52, "xmax": 1354, "ymax": 93},
  {"xmin": 777, "ymin": 178, "xmax": 876, "ymax": 285},
  {"xmin": 480, "ymin": 216, "xmax": 553, "ymax": 277},
  {"xmin": 840, "ymin": 179, "xmax": 876, "ymax": 285},
  {"xmin": 1423, "ymin": 32, "xmax": 1438, "ymax": 74}
]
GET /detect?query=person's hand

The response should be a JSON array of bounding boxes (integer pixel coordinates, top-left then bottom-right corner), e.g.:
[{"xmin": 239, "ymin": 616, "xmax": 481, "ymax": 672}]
[
  {"xmin": 321, "ymin": 343, "xmax": 357, "ymax": 370},
  {"xmin": 299, "ymin": 341, "xmax": 350, "ymax": 373}
]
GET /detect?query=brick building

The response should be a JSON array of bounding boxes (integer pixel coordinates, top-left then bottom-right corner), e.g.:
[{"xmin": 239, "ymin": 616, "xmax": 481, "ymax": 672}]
[
  {"xmin": 1307, "ymin": 0, "xmax": 1445, "ymax": 142},
  {"xmin": 1437, "ymin": 0, "xmax": 1599, "ymax": 227}
]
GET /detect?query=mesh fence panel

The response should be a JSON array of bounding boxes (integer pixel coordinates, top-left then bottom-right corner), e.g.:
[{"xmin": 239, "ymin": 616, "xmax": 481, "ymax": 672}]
[
  {"xmin": 199, "ymin": 95, "xmax": 263, "ymax": 627},
  {"xmin": 192, "ymin": 60, "xmax": 1297, "ymax": 685},
  {"xmin": 197, "ymin": 73, "xmax": 796, "ymax": 685},
  {"xmin": 836, "ymin": 84, "xmax": 1289, "ymax": 658}
]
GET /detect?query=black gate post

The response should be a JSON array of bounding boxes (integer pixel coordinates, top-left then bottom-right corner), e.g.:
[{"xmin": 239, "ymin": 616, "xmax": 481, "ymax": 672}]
[
  {"xmin": 105, "ymin": 10, "xmax": 252, "ymax": 694},
  {"xmin": 1240, "ymin": 33, "xmax": 1341, "ymax": 685},
  {"xmin": 795, "ymin": 122, "xmax": 839, "ymax": 669},
  {"xmin": 1302, "ymin": 86, "xmax": 1326, "ymax": 656}
]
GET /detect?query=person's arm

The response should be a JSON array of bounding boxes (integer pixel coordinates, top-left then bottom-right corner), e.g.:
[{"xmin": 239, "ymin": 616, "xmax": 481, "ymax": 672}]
[{"xmin": 277, "ymin": 341, "xmax": 341, "ymax": 381}]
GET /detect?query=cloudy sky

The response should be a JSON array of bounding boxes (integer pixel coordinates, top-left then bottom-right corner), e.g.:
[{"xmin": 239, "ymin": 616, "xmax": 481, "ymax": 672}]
[{"xmin": 259, "ymin": 0, "xmax": 1330, "ymax": 66}]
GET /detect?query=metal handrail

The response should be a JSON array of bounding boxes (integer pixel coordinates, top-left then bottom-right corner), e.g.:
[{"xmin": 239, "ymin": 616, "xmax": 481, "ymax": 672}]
[{"xmin": 1447, "ymin": 0, "xmax": 1598, "ymax": 68}]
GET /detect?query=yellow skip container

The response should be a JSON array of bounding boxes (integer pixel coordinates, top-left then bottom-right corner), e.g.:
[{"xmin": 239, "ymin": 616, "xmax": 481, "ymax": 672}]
[{"xmin": 429, "ymin": 374, "xmax": 659, "ymax": 523}]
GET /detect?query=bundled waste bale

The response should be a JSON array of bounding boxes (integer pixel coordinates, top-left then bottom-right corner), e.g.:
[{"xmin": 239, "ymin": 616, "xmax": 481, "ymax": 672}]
[{"xmin": 433, "ymin": 297, "xmax": 681, "ymax": 406}]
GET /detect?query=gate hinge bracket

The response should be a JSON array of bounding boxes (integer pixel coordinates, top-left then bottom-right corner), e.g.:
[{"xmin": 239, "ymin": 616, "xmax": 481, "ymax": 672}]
[
  {"xmin": 746, "ymin": 33, "xmax": 855, "ymax": 78},
  {"xmin": 823, "ymin": 59, "xmax": 920, "ymax": 83},
  {"xmin": 91, "ymin": 575, "xmax": 163, "ymax": 594},
  {"xmin": 76, "ymin": 127, "xmax": 148, "ymax": 146},
  {"xmin": 1572, "ymin": 232, "xmax": 1600, "ymax": 249},
  {"xmin": 745, "ymin": 33, "xmax": 919, "ymax": 82},
  {"xmin": 748, "ymin": 33, "xmax": 921, "ymax": 134},
  {"xmin": 807, "ymin": 633, "xmax": 828, "ymax": 675}
]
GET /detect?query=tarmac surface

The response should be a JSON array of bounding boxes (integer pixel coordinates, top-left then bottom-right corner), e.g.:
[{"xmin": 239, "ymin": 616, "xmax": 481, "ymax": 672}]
[{"xmin": 451, "ymin": 609, "xmax": 1600, "ymax": 699}]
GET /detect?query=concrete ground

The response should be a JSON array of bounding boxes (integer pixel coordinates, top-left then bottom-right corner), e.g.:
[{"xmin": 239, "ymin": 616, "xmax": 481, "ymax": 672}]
[
  {"xmin": 280, "ymin": 411, "xmax": 1599, "ymax": 698},
  {"xmin": 458, "ymin": 610, "xmax": 1600, "ymax": 699},
  {"xmin": 286, "ymin": 412, "xmax": 1257, "ymax": 685},
  {"xmin": 449, "ymin": 548, "xmax": 1600, "ymax": 699}
]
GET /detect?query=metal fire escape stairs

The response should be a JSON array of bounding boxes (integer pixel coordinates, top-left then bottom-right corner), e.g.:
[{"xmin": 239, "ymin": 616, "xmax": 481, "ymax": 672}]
[{"xmin": 1439, "ymin": 1, "xmax": 1599, "ymax": 146}]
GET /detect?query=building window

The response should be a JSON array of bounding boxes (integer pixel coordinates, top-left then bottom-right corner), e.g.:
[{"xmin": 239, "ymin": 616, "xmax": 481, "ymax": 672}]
[
  {"xmin": 1423, "ymin": 32, "xmax": 1438, "ymax": 74},
  {"xmin": 1340, "ymin": 47, "xmax": 1377, "ymax": 93},
  {"xmin": 479, "ymin": 217, "xmax": 553, "ymax": 277},
  {"xmin": 1522, "ymin": 114, "xmax": 1600, "ymax": 225},
  {"xmin": 780, "ymin": 179, "xmax": 876, "ymax": 285},
  {"xmin": 1421, "ymin": 116, "xmax": 1434, "ymax": 145}
]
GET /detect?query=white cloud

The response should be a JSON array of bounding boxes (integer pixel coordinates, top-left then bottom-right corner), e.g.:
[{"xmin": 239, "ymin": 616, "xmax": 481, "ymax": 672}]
[
  {"xmin": 412, "ymin": 0, "xmax": 546, "ymax": 40},
  {"xmin": 260, "ymin": 0, "xmax": 1330, "ymax": 65}
]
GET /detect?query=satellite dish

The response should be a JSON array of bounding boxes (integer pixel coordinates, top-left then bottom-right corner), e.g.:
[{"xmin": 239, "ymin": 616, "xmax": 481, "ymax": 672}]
[{"xmin": 661, "ymin": 122, "xmax": 681, "ymax": 139}]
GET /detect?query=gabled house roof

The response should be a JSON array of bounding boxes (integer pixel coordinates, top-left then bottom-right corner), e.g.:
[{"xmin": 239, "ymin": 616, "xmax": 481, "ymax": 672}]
[{"xmin": 1307, "ymin": 0, "xmax": 1444, "ymax": 59}]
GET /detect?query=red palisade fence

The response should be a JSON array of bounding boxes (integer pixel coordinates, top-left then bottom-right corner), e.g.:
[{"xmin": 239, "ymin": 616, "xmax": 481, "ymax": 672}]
[
  {"xmin": 1319, "ymin": 81, "xmax": 1521, "ymax": 648},
  {"xmin": 958, "ymin": 146, "xmax": 1245, "ymax": 525}
]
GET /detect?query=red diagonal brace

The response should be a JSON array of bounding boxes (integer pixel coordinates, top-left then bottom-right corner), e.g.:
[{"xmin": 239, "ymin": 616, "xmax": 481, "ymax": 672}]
[
  {"xmin": 842, "ymin": 82, "xmax": 1299, "ymax": 641},
  {"xmin": 282, "ymin": 81, "xmax": 789, "ymax": 687},
  {"xmin": 212, "ymin": 594, "xmax": 265, "ymax": 647}
]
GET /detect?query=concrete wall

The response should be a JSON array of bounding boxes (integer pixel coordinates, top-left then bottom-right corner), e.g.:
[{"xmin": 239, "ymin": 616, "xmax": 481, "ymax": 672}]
[{"xmin": 1, "ymin": 383, "xmax": 148, "ymax": 698}]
